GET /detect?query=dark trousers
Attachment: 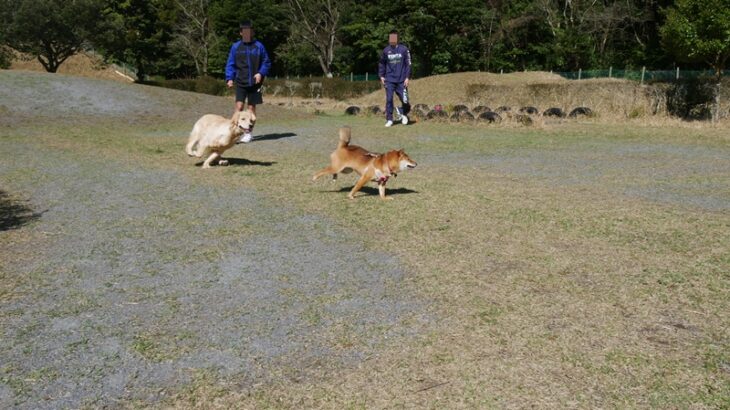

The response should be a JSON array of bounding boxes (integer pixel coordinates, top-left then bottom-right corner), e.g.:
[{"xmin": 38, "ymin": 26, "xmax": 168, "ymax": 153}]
[{"xmin": 385, "ymin": 82, "xmax": 410, "ymax": 121}]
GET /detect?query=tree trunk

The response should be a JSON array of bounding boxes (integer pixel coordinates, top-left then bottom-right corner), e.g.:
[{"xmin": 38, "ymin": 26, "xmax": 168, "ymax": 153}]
[
  {"xmin": 712, "ymin": 68, "xmax": 721, "ymax": 123},
  {"xmin": 714, "ymin": 80, "xmax": 721, "ymax": 123}
]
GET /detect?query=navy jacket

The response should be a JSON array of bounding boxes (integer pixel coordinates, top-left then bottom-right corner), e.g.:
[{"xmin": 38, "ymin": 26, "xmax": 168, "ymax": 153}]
[
  {"xmin": 225, "ymin": 40, "xmax": 272, "ymax": 87},
  {"xmin": 378, "ymin": 44, "xmax": 411, "ymax": 83}
]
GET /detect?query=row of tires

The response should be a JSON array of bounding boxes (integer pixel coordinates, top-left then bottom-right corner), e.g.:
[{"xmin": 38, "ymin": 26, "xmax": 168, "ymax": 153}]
[{"xmin": 345, "ymin": 104, "xmax": 594, "ymax": 124}]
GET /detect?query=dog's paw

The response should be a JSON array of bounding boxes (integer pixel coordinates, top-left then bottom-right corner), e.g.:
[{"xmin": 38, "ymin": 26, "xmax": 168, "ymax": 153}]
[{"xmin": 218, "ymin": 159, "xmax": 229, "ymax": 166}]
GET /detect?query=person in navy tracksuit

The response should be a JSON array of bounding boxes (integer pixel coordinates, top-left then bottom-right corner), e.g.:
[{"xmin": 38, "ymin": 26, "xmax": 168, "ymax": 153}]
[
  {"xmin": 225, "ymin": 21, "xmax": 271, "ymax": 143},
  {"xmin": 378, "ymin": 30, "xmax": 411, "ymax": 127}
]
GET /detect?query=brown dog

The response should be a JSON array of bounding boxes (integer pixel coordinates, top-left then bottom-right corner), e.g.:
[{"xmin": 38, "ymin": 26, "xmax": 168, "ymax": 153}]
[
  {"xmin": 185, "ymin": 110, "xmax": 255, "ymax": 168},
  {"xmin": 313, "ymin": 126, "xmax": 417, "ymax": 199}
]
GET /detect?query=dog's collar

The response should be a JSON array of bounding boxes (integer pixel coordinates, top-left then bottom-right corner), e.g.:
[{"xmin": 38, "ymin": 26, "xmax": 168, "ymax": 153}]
[
  {"xmin": 377, "ymin": 164, "xmax": 397, "ymax": 184},
  {"xmin": 388, "ymin": 163, "xmax": 398, "ymax": 178}
]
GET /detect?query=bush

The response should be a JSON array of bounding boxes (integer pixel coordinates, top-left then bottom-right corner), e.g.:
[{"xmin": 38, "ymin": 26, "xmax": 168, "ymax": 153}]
[
  {"xmin": 264, "ymin": 77, "xmax": 381, "ymax": 100},
  {"xmin": 143, "ymin": 76, "xmax": 229, "ymax": 96},
  {"xmin": 144, "ymin": 75, "xmax": 379, "ymax": 100},
  {"xmin": 0, "ymin": 46, "xmax": 11, "ymax": 69},
  {"xmin": 665, "ymin": 77, "xmax": 725, "ymax": 120}
]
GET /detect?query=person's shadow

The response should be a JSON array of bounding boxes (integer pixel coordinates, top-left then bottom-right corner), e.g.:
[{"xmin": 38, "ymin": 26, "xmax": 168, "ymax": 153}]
[
  {"xmin": 0, "ymin": 190, "xmax": 45, "ymax": 231},
  {"xmin": 252, "ymin": 132, "xmax": 297, "ymax": 142}
]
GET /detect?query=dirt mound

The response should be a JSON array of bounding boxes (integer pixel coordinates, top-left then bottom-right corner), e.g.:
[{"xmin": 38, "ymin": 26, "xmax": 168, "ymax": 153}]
[
  {"xmin": 354, "ymin": 71, "xmax": 567, "ymax": 107},
  {"xmin": 352, "ymin": 71, "xmax": 677, "ymax": 120},
  {"xmin": 9, "ymin": 50, "xmax": 134, "ymax": 83}
]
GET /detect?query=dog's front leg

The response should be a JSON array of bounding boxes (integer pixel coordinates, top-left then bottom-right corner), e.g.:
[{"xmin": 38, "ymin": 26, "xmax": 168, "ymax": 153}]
[
  {"xmin": 378, "ymin": 183, "xmax": 393, "ymax": 200},
  {"xmin": 348, "ymin": 175, "xmax": 369, "ymax": 199},
  {"xmin": 203, "ymin": 152, "xmax": 220, "ymax": 169}
]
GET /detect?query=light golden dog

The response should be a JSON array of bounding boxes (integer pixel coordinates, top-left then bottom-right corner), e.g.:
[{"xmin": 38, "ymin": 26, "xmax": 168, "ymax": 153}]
[
  {"xmin": 185, "ymin": 110, "xmax": 255, "ymax": 168},
  {"xmin": 313, "ymin": 126, "xmax": 417, "ymax": 200}
]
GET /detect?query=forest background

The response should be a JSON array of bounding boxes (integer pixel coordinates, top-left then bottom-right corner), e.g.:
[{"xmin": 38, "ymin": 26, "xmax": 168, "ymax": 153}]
[{"xmin": 1, "ymin": 0, "xmax": 728, "ymax": 82}]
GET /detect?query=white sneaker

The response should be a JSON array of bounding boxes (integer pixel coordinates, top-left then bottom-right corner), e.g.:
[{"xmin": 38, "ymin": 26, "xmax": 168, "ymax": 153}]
[
  {"xmin": 385, "ymin": 120, "xmax": 393, "ymax": 127},
  {"xmin": 238, "ymin": 132, "xmax": 252, "ymax": 143},
  {"xmin": 401, "ymin": 115, "xmax": 409, "ymax": 125}
]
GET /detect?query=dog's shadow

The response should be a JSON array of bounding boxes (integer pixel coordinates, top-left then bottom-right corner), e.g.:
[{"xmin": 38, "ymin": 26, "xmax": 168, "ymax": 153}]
[
  {"xmin": 195, "ymin": 158, "xmax": 276, "ymax": 167},
  {"xmin": 334, "ymin": 186, "xmax": 418, "ymax": 196},
  {"xmin": 253, "ymin": 132, "xmax": 297, "ymax": 142}
]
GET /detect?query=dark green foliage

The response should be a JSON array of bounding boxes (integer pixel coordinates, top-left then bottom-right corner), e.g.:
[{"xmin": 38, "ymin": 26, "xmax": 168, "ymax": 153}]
[
  {"xmin": 0, "ymin": 0, "xmax": 108, "ymax": 72},
  {"xmin": 93, "ymin": 0, "xmax": 176, "ymax": 81},
  {"xmin": 2, "ymin": 0, "xmax": 728, "ymax": 84},
  {"xmin": 0, "ymin": 45, "xmax": 10, "ymax": 69},
  {"xmin": 660, "ymin": 0, "xmax": 730, "ymax": 78},
  {"xmin": 666, "ymin": 78, "xmax": 730, "ymax": 120}
]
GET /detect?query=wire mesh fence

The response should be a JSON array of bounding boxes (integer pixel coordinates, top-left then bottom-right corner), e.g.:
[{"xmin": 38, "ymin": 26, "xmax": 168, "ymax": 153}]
[
  {"xmin": 336, "ymin": 69, "xmax": 729, "ymax": 83},
  {"xmin": 554, "ymin": 68, "xmax": 728, "ymax": 82}
]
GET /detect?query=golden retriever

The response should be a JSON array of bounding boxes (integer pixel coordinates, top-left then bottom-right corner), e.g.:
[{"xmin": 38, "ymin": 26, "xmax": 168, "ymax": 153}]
[
  {"xmin": 313, "ymin": 126, "xmax": 417, "ymax": 200},
  {"xmin": 185, "ymin": 110, "xmax": 255, "ymax": 168}
]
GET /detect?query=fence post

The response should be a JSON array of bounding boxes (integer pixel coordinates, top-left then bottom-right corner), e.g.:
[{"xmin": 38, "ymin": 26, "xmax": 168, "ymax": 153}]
[
  {"xmin": 609, "ymin": 66, "xmax": 612, "ymax": 78},
  {"xmin": 578, "ymin": 68, "xmax": 582, "ymax": 80},
  {"xmin": 676, "ymin": 67, "xmax": 680, "ymax": 80},
  {"xmin": 350, "ymin": 72, "xmax": 353, "ymax": 82},
  {"xmin": 500, "ymin": 69, "xmax": 503, "ymax": 75},
  {"xmin": 365, "ymin": 72, "xmax": 368, "ymax": 81},
  {"xmin": 641, "ymin": 66, "xmax": 646, "ymax": 85}
]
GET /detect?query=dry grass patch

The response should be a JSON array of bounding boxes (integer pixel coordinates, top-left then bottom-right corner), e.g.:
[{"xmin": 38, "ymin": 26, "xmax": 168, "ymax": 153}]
[
  {"xmin": 9, "ymin": 50, "xmax": 133, "ymax": 83},
  {"xmin": 2, "ymin": 73, "xmax": 728, "ymax": 408},
  {"xmin": 151, "ymin": 117, "xmax": 729, "ymax": 408}
]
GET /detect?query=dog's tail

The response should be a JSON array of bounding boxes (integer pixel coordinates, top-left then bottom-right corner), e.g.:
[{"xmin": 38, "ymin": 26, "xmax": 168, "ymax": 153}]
[
  {"xmin": 186, "ymin": 127, "xmax": 200, "ymax": 157},
  {"xmin": 338, "ymin": 126, "xmax": 351, "ymax": 149}
]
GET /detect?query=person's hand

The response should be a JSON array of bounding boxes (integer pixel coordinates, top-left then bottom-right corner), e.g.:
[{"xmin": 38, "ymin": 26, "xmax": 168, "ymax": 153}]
[
  {"xmin": 254, "ymin": 73, "xmax": 262, "ymax": 84},
  {"xmin": 227, "ymin": 80, "xmax": 233, "ymax": 88},
  {"xmin": 404, "ymin": 78, "xmax": 409, "ymax": 87},
  {"xmin": 380, "ymin": 77, "xmax": 385, "ymax": 86}
]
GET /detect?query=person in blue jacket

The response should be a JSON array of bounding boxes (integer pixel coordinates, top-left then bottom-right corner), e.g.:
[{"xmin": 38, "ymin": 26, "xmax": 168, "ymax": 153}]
[
  {"xmin": 378, "ymin": 30, "xmax": 411, "ymax": 127},
  {"xmin": 225, "ymin": 21, "xmax": 271, "ymax": 143}
]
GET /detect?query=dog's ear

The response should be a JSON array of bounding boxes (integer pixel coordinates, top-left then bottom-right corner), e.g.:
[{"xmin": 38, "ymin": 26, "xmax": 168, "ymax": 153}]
[
  {"xmin": 231, "ymin": 110, "xmax": 241, "ymax": 123},
  {"xmin": 250, "ymin": 112, "xmax": 257, "ymax": 122}
]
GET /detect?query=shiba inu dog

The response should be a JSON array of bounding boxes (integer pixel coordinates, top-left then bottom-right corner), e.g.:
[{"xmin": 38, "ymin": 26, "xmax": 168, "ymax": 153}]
[
  {"xmin": 186, "ymin": 110, "xmax": 255, "ymax": 168},
  {"xmin": 313, "ymin": 126, "xmax": 417, "ymax": 200}
]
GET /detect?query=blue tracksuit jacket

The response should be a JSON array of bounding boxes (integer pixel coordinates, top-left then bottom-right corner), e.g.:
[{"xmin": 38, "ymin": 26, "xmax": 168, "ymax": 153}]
[
  {"xmin": 225, "ymin": 40, "xmax": 272, "ymax": 87},
  {"xmin": 378, "ymin": 44, "xmax": 411, "ymax": 83}
]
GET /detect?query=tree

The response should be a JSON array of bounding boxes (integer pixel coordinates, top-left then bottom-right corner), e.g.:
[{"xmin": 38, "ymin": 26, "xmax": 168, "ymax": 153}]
[
  {"xmin": 0, "ymin": 0, "xmax": 107, "ymax": 72},
  {"xmin": 661, "ymin": 0, "xmax": 730, "ymax": 121},
  {"xmin": 208, "ymin": 0, "xmax": 288, "ymax": 78},
  {"xmin": 94, "ymin": 0, "xmax": 177, "ymax": 81},
  {"xmin": 285, "ymin": 0, "xmax": 346, "ymax": 77},
  {"xmin": 170, "ymin": 0, "xmax": 218, "ymax": 76},
  {"xmin": 661, "ymin": 0, "xmax": 730, "ymax": 79}
]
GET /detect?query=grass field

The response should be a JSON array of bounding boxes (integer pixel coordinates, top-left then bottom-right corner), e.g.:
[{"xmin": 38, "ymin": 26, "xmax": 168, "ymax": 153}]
[{"xmin": 1, "ymin": 70, "xmax": 729, "ymax": 408}]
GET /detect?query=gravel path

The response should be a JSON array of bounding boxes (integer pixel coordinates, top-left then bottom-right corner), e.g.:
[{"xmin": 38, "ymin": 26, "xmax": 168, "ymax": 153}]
[{"xmin": 0, "ymin": 72, "xmax": 428, "ymax": 408}]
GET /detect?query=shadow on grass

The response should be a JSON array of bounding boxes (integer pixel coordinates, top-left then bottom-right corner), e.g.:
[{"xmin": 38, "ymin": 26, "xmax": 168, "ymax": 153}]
[
  {"xmin": 334, "ymin": 186, "xmax": 418, "ymax": 197},
  {"xmin": 253, "ymin": 132, "xmax": 297, "ymax": 142},
  {"xmin": 195, "ymin": 158, "xmax": 277, "ymax": 167},
  {"xmin": 0, "ymin": 190, "xmax": 44, "ymax": 231}
]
